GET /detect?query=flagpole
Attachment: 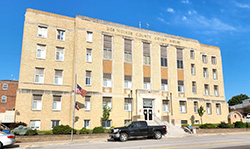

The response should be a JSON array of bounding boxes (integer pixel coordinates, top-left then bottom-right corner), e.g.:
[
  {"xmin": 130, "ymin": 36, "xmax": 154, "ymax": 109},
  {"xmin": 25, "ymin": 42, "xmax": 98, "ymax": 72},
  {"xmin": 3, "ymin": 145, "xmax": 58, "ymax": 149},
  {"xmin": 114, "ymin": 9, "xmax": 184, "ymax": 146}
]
[{"xmin": 71, "ymin": 53, "xmax": 77, "ymax": 142}]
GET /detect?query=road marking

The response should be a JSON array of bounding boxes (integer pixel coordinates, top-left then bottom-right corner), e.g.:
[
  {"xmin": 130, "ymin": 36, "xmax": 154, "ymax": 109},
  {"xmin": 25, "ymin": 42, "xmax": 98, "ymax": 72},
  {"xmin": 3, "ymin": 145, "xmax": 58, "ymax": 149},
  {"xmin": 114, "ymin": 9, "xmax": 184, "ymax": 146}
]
[{"xmin": 151, "ymin": 140, "xmax": 250, "ymax": 149}]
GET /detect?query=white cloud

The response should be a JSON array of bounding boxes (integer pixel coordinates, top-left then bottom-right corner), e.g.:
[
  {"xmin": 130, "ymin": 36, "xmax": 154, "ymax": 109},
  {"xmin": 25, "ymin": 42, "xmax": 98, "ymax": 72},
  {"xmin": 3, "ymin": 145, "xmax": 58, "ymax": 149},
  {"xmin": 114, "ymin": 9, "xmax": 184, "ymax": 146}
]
[
  {"xmin": 157, "ymin": 17, "xmax": 168, "ymax": 24},
  {"xmin": 235, "ymin": 2, "xmax": 250, "ymax": 9},
  {"xmin": 182, "ymin": 16, "xmax": 187, "ymax": 20},
  {"xmin": 188, "ymin": 10, "xmax": 197, "ymax": 15},
  {"xmin": 167, "ymin": 8, "xmax": 175, "ymax": 13},
  {"xmin": 181, "ymin": 0, "xmax": 190, "ymax": 4}
]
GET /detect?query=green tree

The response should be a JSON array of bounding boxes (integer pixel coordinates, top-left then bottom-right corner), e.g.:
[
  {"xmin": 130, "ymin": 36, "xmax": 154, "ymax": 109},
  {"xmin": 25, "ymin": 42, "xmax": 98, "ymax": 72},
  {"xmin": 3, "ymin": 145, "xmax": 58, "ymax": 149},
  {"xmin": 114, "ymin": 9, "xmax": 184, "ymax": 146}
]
[
  {"xmin": 198, "ymin": 106, "xmax": 205, "ymax": 124},
  {"xmin": 101, "ymin": 102, "xmax": 111, "ymax": 129},
  {"xmin": 228, "ymin": 94, "xmax": 249, "ymax": 106}
]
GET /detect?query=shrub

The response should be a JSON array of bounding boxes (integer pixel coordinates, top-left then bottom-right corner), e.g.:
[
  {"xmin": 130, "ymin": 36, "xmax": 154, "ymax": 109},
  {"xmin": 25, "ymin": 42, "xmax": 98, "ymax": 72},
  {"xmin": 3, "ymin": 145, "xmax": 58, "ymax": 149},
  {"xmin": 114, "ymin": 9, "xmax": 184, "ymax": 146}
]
[
  {"xmin": 229, "ymin": 124, "xmax": 235, "ymax": 128},
  {"xmin": 218, "ymin": 122, "xmax": 230, "ymax": 128},
  {"xmin": 9, "ymin": 122, "xmax": 27, "ymax": 130},
  {"xmin": 92, "ymin": 126, "xmax": 105, "ymax": 134},
  {"xmin": 52, "ymin": 125, "xmax": 76, "ymax": 135},
  {"xmin": 44, "ymin": 132, "xmax": 52, "ymax": 135},
  {"xmin": 234, "ymin": 121, "xmax": 246, "ymax": 128},
  {"xmin": 246, "ymin": 122, "xmax": 250, "ymax": 128},
  {"xmin": 199, "ymin": 123, "xmax": 216, "ymax": 129},
  {"xmin": 79, "ymin": 127, "xmax": 89, "ymax": 134},
  {"xmin": 26, "ymin": 129, "xmax": 38, "ymax": 136}
]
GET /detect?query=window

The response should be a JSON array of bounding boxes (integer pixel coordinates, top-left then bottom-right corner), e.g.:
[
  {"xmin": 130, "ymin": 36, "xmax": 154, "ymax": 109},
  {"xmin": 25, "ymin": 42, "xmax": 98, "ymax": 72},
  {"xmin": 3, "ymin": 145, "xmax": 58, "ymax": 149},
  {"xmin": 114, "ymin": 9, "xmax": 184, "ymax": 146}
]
[
  {"xmin": 163, "ymin": 100, "xmax": 169, "ymax": 112},
  {"xmin": 32, "ymin": 95, "xmax": 42, "ymax": 110},
  {"xmin": 55, "ymin": 47, "xmax": 64, "ymax": 61},
  {"xmin": 54, "ymin": 70, "xmax": 63, "ymax": 85},
  {"xmin": 124, "ymin": 39, "xmax": 132, "ymax": 63},
  {"xmin": 203, "ymin": 68, "xmax": 208, "ymax": 78},
  {"xmin": 85, "ymin": 71, "xmax": 91, "ymax": 85},
  {"xmin": 191, "ymin": 64, "xmax": 195, "ymax": 75},
  {"xmin": 86, "ymin": 49, "xmax": 92, "ymax": 62},
  {"xmin": 161, "ymin": 46, "xmax": 168, "ymax": 67},
  {"xmin": 124, "ymin": 120, "xmax": 131, "ymax": 125},
  {"xmin": 57, "ymin": 30, "xmax": 65, "ymax": 41},
  {"xmin": 124, "ymin": 75, "xmax": 132, "ymax": 89},
  {"xmin": 103, "ymin": 97, "xmax": 112, "ymax": 110},
  {"xmin": 102, "ymin": 120, "xmax": 111, "ymax": 129},
  {"xmin": 52, "ymin": 95, "xmax": 61, "ymax": 111},
  {"xmin": 1, "ymin": 96, "xmax": 7, "ymax": 103},
  {"xmin": 30, "ymin": 120, "xmax": 41, "ymax": 130},
  {"xmin": 190, "ymin": 50, "xmax": 194, "ymax": 59},
  {"xmin": 103, "ymin": 35, "xmax": 112, "ymax": 60},
  {"xmin": 124, "ymin": 98, "xmax": 132, "ymax": 111},
  {"xmin": 206, "ymin": 103, "xmax": 211, "ymax": 114},
  {"xmin": 177, "ymin": 49, "xmax": 183, "ymax": 69},
  {"xmin": 205, "ymin": 84, "xmax": 209, "ymax": 96},
  {"xmin": 84, "ymin": 120, "xmax": 90, "ymax": 129},
  {"xmin": 211, "ymin": 56, "xmax": 216, "ymax": 64},
  {"xmin": 103, "ymin": 73, "xmax": 112, "ymax": 87},
  {"xmin": 192, "ymin": 81, "xmax": 196, "ymax": 94},
  {"xmin": 2, "ymin": 84, "xmax": 8, "ymax": 90},
  {"xmin": 178, "ymin": 80, "xmax": 185, "ymax": 93},
  {"xmin": 180, "ymin": 101, "xmax": 186, "ymax": 113},
  {"xmin": 202, "ymin": 55, "xmax": 207, "ymax": 63},
  {"xmin": 36, "ymin": 44, "xmax": 46, "ymax": 59},
  {"xmin": 214, "ymin": 85, "xmax": 219, "ymax": 96},
  {"xmin": 194, "ymin": 101, "xmax": 198, "ymax": 113},
  {"xmin": 34, "ymin": 68, "xmax": 44, "ymax": 83},
  {"xmin": 85, "ymin": 96, "xmax": 91, "ymax": 111},
  {"xmin": 216, "ymin": 103, "xmax": 221, "ymax": 115},
  {"xmin": 87, "ymin": 32, "xmax": 93, "ymax": 42},
  {"xmin": 37, "ymin": 26, "xmax": 47, "ymax": 38},
  {"xmin": 161, "ymin": 79, "xmax": 168, "ymax": 92},
  {"xmin": 181, "ymin": 120, "xmax": 188, "ymax": 124},
  {"xmin": 51, "ymin": 120, "xmax": 60, "ymax": 129},
  {"xmin": 213, "ymin": 69, "xmax": 217, "ymax": 79},
  {"xmin": 143, "ymin": 77, "xmax": 151, "ymax": 90},
  {"xmin": 143, "ymin": 42, "xmax": 150, "ymax": 65}
]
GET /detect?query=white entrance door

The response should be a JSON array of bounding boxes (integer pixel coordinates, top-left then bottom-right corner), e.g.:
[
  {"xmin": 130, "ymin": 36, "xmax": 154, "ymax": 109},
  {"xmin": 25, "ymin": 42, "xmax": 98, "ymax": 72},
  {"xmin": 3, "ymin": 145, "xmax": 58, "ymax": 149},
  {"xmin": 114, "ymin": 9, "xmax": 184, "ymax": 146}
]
[{"xmin": 143, "ymin": 99, "xmax": 154, "ymax": 121}]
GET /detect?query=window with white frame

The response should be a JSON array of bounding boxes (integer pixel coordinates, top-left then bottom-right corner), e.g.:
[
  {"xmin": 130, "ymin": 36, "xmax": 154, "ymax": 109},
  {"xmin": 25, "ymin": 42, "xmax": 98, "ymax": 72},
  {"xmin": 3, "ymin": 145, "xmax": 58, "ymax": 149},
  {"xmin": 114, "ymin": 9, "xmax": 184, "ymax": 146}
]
[
  {"xmin": 36, "ymin": 44, "xmax": 46, "ymax": 59},
  {"xmin": 161, "ymin": 79, "xmax": 168, "ymax": 91},
  {"xmin": 211, "ymin": 56, "xmax": 216, "ymax": 64},
  {"xmin": 103, "ymin": 73, "xmax": 112, "ymax": 87},
  {"xmin": 57, "ymin": 30, "xmax": 65, "ymax": 41},
  {"xmin": 101, "ymin": 120, "xmax": 111, "ymax": 129},
  {"xmin": 103, "ymin": 35, "xmax": 112, "ymax": 60},
  {"xmin": 37, "ymin": 26, "xmax": 47, "ymax": 38},
  {"xmin": 216, "ymin": 103, "xmax": 221, "ymax": 115},
  {"xmin": 190, "ymin": 50, "xmax": 195, "ymax": 59},
  {"xmin": 84, "ymin": 120, "xmax": 90, "ymax": 129},
  {"xmin": 194, "ymin": 101, "xmax": 198, "ymax": 113},
  {"xmin": 124, "ymin": 98, "xmax": 132, "ymax": 111},
  {"xmin": 32, "ymin": 95, "xmax": 42, "ymax": 110},
  {"xmin": 143, "ymin": 42, "xmax": 151, "ymax": 65},
  {"xmin": 191, "ymin": 64, "xmax": 195, "ymax": 75},
  {"xmin": 124, "ymin": 39, "xmax": 132, "ymax": 63},
  {"xmin": 85, "ymin": 96, "xmax": 91, "ymax": 111},
  {"xmin": 87, "ymin": 31, "xmax": 93, "ymax": 42},
  {"xmin": 30, "ymin": 120, "xmax": 41, "ymax": 130},
  {"xmin": 86, "ymin": 49, "xmax": 92, "ymax": 62},
  {"xmin": 161, "ymin": 46, "xmax": 168, "ymax": 67},
  {"xmin": 103, "ymin": 97, "xmax": 112, "ymax": 110},
  {"xmin": 202, "ymin": 55, "xmax": 207, "ymax": 63},
  {"xmin": 2, "ymin": 84, "xmax": 8, "ymax": 90},
  {"xmin": 203, "ymin": 68, "xmax": 208, "ymax": 78},
  {"xmin": 124, "ymin": 75, "xmax": 132, "ymax": 89},
  {"xmin": 213, "ymin": 69, "xmax": 217, "ymax": 79},
  {"xmin": 163, "ymin": 100, "xmax": 169, "ymax": 112},
  {"xmin": 85, "ymin": 71, "xmax": 91, "ymax": 85},
  {"xmin": 143, "ymin": 77, "xmax": 151, "ymax": 90},
  {"xmin": 177, "ymin": 49, "xmax": 183, "ymax": 69},
  {"xmin": 214, "ymin": 85, "xmax": 219, "ymax": 96},
  {"xmin": 55, "ymin": 47, "xmax": 64, "ymax": 61},
  {"xmin": 180, "ymin": 101, "xmax": 187, "ymax": 113},
  {"xmin": 34, "ymin": 68, "xmax": 44, "ymax": 83},
  {"xmin": 205, "ymin": 84, "xmax": 209, "ymax": 96},
  {"xmin": 54, "ymin": 70, "xmax": 63, "ymax": 85},
  {"xmin": 192, "ymin": 81, "xmax": 196, "ymax": 94},
  {"xmin": 178, "ymin": 80, "xmax": 185, "ymax": 93},
  {"xmin": 52, "ymin": 95, "xmax": 61, "ymax": 111},
  {"xmin": 51, "ymin": 120, "xmax": 60, "ymax": 129},
  {"xmin": 1, "ymin": 96, "xmax": 7, "ymax": 103},
  {"xmin": 206, "ymin": 103, "xmax": 211, "ymax": 114}
]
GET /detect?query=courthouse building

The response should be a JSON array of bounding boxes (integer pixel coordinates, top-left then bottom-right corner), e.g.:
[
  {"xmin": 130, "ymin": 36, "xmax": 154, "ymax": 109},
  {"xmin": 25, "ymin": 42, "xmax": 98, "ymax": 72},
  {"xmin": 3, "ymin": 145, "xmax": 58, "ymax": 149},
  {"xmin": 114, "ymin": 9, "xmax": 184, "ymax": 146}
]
[{"xmin": 16, "ymin": 8, "xmax": 228, "ymax": 130}]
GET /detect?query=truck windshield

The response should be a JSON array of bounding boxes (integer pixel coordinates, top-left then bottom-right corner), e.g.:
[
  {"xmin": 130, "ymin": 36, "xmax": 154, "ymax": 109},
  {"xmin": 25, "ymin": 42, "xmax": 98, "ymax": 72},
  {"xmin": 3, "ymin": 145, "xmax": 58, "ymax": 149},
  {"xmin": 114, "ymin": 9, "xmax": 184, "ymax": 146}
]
[{"xmin": 124, "ymin": 121, "xmax": 132, "ymax": 127}]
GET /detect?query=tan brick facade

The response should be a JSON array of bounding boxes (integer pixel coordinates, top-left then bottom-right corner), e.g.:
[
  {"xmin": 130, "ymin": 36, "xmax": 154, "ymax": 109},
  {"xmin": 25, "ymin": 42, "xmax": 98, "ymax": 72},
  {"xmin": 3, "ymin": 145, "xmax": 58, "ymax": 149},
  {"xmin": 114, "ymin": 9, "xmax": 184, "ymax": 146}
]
[{"xmin": 16, "ymin": 9, "xmax": 228, "ymax": 130}]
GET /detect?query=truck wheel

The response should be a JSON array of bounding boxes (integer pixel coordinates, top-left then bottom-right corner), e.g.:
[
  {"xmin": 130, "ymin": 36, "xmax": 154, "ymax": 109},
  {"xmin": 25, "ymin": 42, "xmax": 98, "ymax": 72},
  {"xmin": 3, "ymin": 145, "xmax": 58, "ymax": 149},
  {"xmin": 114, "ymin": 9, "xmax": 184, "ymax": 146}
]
[
  {"xmin": 0, "ymin": 142, "xmax": 3, "ymax": 149},
  {"xmin": 154, "ymin": 131, "xmax": 162, "ymax": 139},
  {"xmin": 120, "ymin": 133, "xmax": 128, "ymax": 142}
]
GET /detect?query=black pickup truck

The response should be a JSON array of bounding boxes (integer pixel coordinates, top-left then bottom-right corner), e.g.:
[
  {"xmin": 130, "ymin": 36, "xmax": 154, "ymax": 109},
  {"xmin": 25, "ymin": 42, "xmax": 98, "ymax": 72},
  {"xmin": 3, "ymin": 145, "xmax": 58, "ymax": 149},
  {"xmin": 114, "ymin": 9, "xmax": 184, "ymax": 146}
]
[{"xmin": 109, "ymin": 121, "xmax": 167, "ymax": 142}]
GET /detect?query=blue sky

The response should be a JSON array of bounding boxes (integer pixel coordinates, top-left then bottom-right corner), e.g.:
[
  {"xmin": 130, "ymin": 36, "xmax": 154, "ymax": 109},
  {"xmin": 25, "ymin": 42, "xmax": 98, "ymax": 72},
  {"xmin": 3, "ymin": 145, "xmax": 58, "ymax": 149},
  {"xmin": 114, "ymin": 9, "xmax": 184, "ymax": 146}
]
[{"xmin": 1, "ymin": 0, "xmax": 250, "ymax": 101}]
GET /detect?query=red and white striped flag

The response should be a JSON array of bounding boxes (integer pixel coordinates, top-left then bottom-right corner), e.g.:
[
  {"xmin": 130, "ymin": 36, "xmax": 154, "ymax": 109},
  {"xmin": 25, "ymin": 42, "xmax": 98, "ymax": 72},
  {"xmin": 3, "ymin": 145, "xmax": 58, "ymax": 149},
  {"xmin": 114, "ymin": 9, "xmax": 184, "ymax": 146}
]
[{"xmin": 77, "ymin": 84, "xmax": 87, "ymax": 98}]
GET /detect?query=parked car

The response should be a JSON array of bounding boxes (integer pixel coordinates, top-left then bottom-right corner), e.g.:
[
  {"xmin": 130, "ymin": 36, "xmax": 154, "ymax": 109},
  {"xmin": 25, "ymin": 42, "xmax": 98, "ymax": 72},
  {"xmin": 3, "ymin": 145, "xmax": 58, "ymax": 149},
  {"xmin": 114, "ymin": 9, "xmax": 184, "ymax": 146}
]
[
  {"xmin": 0, "ymin": 131, "xmax": 15, "ymax": 148},
  {"xmin": 109, "ymin": 121, "xmax": 167, "ymax": 142}
]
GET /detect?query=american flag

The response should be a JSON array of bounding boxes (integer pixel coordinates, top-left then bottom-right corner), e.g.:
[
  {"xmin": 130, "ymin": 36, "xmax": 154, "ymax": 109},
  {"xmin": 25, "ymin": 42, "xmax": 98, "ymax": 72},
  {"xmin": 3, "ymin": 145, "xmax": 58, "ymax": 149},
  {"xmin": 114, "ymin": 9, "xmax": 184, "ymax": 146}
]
[
  {"xmin": 77, "ymin": 84, "xmax": 87, "ymax": 98},
  {"xmin": 75, "ymin": 102, "xmax": 80, "ymax": 110}
]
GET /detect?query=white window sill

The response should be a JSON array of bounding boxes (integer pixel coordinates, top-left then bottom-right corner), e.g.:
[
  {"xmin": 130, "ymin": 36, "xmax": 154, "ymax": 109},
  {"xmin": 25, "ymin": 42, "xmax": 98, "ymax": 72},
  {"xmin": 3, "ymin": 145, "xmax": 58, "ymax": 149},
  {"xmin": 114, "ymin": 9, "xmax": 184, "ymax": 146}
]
[
  {"xmin": 34, "ymin": 82, "xmax": 44, "ymax": 84},
  {"xmin": 55, "ymin": 60, "xmax": 64, "ymax": 62},
  {"xmin": 36, "ymin": 58, "xmax": 46, "ymax": 60},
  {"xmin": 85, "ymin": 84, "xmax": 91, "ymax": 87},
  {"xmin": 32, "ymin": 109, "xmax": 42, "ymax": 111},
  {"xmin": 56, "ymin": 39, "xmax": 65, "ymax": 42},
  {"xmin": 85, "ymin": 110, "xmax": 91, "ymax": 111},
  {"xmin": 37, "ymin": 36, "xmax": 47, "ymax": 39},
  {"xmin": 125, "ymin": 110, "xmax": 132, "ymax": 112},
  {"xmin": 54, "ymin": 83, "xmax": 63, "ymax": 86},
  {"xmin": 52, "ymin": 110, "xmax": 61, "ymax": 111}
]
